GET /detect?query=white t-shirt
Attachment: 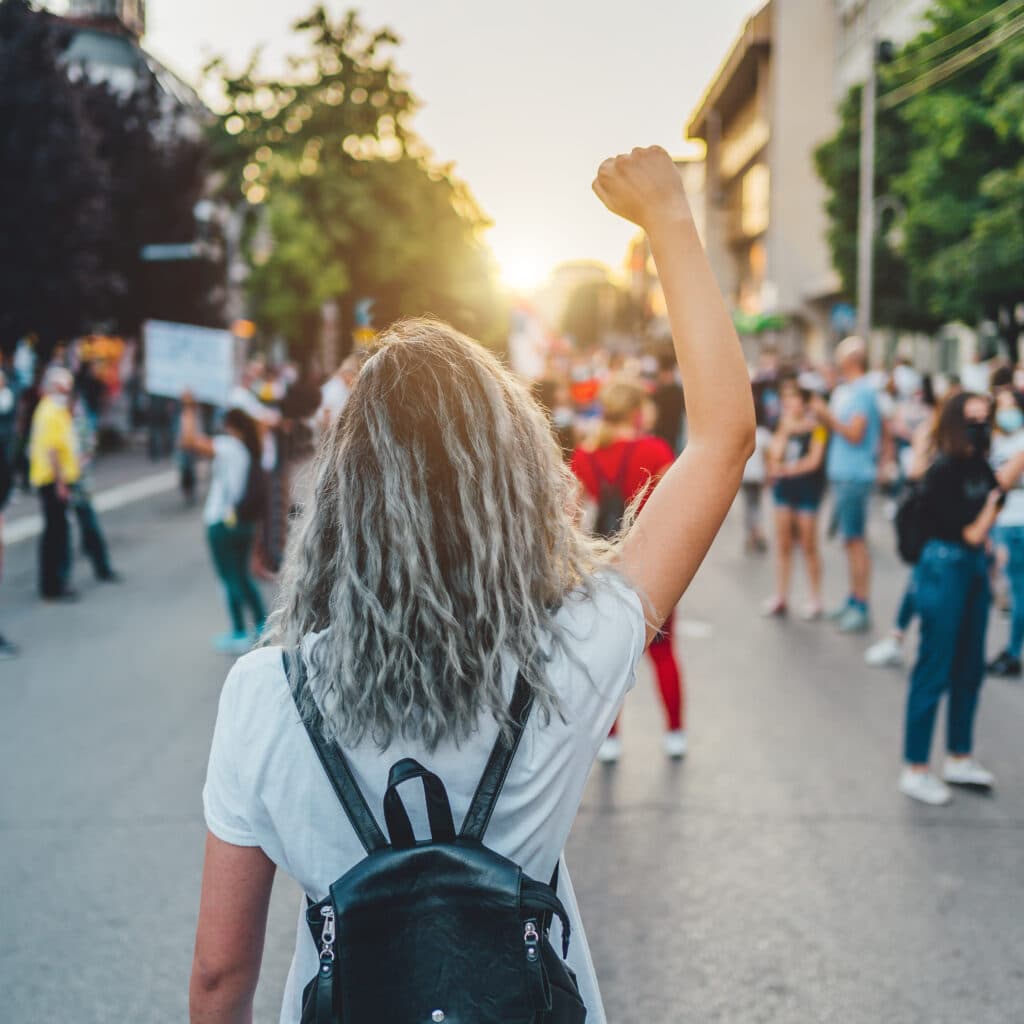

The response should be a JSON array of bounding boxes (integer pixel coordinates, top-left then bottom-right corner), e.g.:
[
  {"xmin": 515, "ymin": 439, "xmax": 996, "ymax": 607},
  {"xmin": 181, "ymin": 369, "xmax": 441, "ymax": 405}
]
[
  {"xmin": 742, "ymin": 426, "xmax": 773, "ymax": 485},
  {"xmin": 204, "ymin": 435, "xmax": 251, "ymax": 527},
  {"xmin": 317, "ymin": 376, "xmax": 351, "ymax": 426},
  {"xmin": 203, "ymin": 575, "xmax": 646, "ymax": 1024},
  {"xmin": 229, "ymin": 387, "xmax": 279, "ymax": 472},
  {"xmin": 992, "ymin": 431, "xmax": 1024, "ymax": 528}
]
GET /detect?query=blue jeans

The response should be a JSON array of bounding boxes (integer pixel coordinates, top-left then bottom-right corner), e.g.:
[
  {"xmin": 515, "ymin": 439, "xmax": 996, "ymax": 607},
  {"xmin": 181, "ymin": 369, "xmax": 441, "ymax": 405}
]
[
  {"xmin": 904, "ymin": 541, "xmax": 990, "ymax": 764},
  {"xmin": 895, "ymin": 581, "xmax": 916, "ymax": 633},
  {"xmin": 992, "ymin": 525, "xmax": 1024, "ymax": 658},
  {"xmin": 207, "ymin": 522, "xmax": 266, "ymax": 634}
]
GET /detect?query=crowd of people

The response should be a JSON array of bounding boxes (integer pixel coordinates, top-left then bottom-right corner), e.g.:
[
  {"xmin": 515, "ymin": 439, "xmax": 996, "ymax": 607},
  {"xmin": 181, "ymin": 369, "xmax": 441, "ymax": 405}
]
[
  {"xmin": 524, "ymin": 321, "xmax": 1024, "ymax": 809},
  {"xmin": 734, "ymin": 339, "xmax": 1024, "ymax": 806},
  {"xmin": 0, "ymin": 349, "xmax": 122, "ymax": 660}
]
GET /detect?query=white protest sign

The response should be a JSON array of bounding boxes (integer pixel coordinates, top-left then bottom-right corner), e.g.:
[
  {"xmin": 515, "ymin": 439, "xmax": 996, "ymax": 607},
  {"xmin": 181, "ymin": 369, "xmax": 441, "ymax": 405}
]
[{"xmin": 144, "ymin": 320, "xmax": 238, "ymax": 406}]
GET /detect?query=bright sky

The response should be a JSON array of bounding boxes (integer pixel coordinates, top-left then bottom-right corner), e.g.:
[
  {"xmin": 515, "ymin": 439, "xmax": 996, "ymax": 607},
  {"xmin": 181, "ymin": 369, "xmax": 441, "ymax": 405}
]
[{"xmin": 57, "ymin": 0, "xmax": 761, "ymax": 286}]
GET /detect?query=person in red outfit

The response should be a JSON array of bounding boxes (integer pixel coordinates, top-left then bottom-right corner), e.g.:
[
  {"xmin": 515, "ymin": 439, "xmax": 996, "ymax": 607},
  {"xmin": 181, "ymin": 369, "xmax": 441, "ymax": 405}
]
[{"xmin": 571, "ymin": 377, "xmax": 686, "ymax": 762}]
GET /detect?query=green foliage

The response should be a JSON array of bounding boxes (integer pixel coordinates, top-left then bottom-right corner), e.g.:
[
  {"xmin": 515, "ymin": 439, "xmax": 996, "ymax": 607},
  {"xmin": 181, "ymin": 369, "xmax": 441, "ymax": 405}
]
[
  {"xmin": 560, "ymin": 279, "xmax": 629, "ymax": 350},
  {"xmin": 0, "ymin": 0, "xmax": 111, "ymax": 352},
  {"xmin": 813, "ymin": 87, "xmax": 934, "ymax": 333},
  {"xmin": 80, "ymin": 78, "xmax": 222, "ymax": 335},
  {"xmin": 815, "ymin": 0, "xmax": 1024, "ymax": 354},
  {"xmin": 0, "ymin": 0, "xmax": 219, "ymax": 353},
  {"xmin": 207, "ymin": 5, "xmax": 503, "ymax": 354}
]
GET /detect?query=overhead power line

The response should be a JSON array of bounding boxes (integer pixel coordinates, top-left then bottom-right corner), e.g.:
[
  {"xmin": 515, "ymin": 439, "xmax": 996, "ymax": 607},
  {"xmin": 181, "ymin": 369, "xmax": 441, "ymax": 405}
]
[
  {"xmin": 879, "ymin": 11, "xmax": 1024, "ymax": 110},
  {"xmin": 888, "ymin": 0, "xmax": 1024, "ymax": 73}
]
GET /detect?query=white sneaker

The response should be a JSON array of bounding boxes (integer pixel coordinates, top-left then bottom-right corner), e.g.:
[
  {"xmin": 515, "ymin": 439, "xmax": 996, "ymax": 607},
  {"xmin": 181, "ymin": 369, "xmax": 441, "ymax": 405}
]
[
  {"xmin": 943, "ymin": 757, "xmax": 995, "ymax": 789},
  {"xmin": 899, "ymin": 768, "xmax": 952, "ymax": 806},
  {"xmin": 596, "ymin": 737, "xmax": 622, "ymax": 764},
  {"xmin": 663, "ymin": 730, "xmax": 688, "ymax": 760},
  {"xmin": 865, "ymin": 634, "xmax": 904, "ymax": 668}
]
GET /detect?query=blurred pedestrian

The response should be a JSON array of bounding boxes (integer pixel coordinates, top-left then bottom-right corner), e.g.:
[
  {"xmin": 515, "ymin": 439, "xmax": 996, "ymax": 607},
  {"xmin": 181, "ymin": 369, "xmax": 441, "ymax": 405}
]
[
  {"xmin": 29, "ymin": 367, "xmax": 79, "ymax": 602},
  {"xmin": 762, "ymin": 377, "xmax": 827, "ymax": 619},
  {"xmin": 571, "ymin": 377, "xmax": 687, "ymax": 762},
  {"xmin": 0, "ymin": 365, "xmax": 15, "ymax": 464},
  {"xmin": 0, "ymin": 413, "xmax": 16, "ymax": 659},
  {"xmin": 812, "ymin": 336, "xmax": 882, "ymax": 633},
  {"xmin": 68, "ymin": 388, "xmax": 119, "ymax": 584},
  {"xmin": 865, "ymin": 378, "xmax": 940, "ymax": 669},
  {"xmin": 650, "ymin": 351, "xmax": 685, "ymax": 455},
  {"xmin": 899, "ymin": 393, "xmax": 1024, "ymax": 805},
  {"xmin": 179, "ymin": 397, "xmax": 267, "ymax": 655},
  {"xmin": 987, "ymin": 387, "xmax": 1024, "ymax": 678},
  {"xmin": 317, "ymin": 351, "xmax": 368, "ymax": 433},
  {"xmin": 740, "ymin": 386, "xmax": 772, "ymax": 553},
  {"xmin": 189, "ymin": 146, "xmax": 754, "ymax": 1024},
  {"xmin": 532, "ymin": 376, "xmax": 575, "ymax": 459}
]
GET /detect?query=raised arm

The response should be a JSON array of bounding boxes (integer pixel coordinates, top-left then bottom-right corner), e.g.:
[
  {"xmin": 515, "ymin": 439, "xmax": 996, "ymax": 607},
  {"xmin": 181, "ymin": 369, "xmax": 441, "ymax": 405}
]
[
  {"xmin": 180, "ymin": 394, "xmax": 216, "ymax": 459},
  {"xmin": 593, "ymin": 147, "xmax": 755, "ymax": 643}
]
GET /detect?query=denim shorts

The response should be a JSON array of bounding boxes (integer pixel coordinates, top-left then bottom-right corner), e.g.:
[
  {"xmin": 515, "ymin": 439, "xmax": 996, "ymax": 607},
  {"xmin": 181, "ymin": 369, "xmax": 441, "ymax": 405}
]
[
  {"xmin": 830, "ymin": 480, "xmax": 873, "ymax": 541},
  {"xmin": 773, "ymin": 480, "xmax": 823, "ymax": 514}
]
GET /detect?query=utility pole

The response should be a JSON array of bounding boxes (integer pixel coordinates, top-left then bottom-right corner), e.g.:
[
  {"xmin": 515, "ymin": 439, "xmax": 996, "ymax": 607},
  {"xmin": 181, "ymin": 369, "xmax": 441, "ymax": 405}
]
[
  {"xmin": 856, "ymin": 37, "xmax": 894, "ymax": 343},
  {"xmin": 856, "ymin": 41, "xmax": 878, "ymax": 342}
]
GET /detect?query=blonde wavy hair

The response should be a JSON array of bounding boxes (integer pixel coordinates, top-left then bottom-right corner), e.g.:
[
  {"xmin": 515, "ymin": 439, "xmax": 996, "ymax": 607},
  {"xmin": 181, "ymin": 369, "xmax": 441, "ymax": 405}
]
[{"xmin": 267, "ymin": 318, "xmax": 617, "ymax": 750}]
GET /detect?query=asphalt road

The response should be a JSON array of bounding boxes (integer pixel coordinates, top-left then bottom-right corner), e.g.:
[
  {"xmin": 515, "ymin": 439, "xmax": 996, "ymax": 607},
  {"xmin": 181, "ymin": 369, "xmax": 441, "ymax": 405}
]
[{"xmin": 2, "ymin": 461, "xmax": 1023, "ymax": 1022}]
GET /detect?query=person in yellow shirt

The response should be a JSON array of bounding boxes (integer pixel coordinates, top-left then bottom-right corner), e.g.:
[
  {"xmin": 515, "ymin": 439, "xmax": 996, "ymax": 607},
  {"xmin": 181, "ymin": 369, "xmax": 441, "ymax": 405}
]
[{"xmin": 29, "ymin": 367, "xmax": 80, "ymax": 600}]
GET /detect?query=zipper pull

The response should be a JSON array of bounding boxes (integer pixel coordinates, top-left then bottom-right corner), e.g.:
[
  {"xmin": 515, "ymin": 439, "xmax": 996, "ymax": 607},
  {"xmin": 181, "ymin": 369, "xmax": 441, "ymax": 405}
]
[
  {"xmin": 524, "ymin": 918, "xmax": 540, "ymax": 964},
  {"xmin": 319, "ymin": 905, "xmax": 336, "ymax": 966}
]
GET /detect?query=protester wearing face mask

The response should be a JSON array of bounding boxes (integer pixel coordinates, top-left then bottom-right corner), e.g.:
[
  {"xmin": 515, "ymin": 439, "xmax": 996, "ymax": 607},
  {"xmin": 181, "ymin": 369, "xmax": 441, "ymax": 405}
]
[
  {"xmin": 987, "ymin": 388, "xmax": 1024, "ymax": 678},
  {"xmin": 899, "ymin": 393, "xmax": 1024, "ymax": 805},
  {"xmin": 28, "ymin": 367, "xmax": 81, "ymax": 602}
]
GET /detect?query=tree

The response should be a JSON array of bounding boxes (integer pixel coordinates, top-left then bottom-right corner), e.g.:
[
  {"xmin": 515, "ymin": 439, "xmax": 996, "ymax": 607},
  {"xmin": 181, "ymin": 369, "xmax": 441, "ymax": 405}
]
[
  {"xmin": 0, "ymin": 0, "xmax": 112, "ymax": 354},
  {"xmin": 560, "ymin": 280, "xmax": 621, "ymax": 350},
  {"xmin": 815, "ymin": 0, "xmax": 1024, "ymax": 357},
  {"xmin": 895, "ymin": 0, "xmax": 1024, "ymax": 360},
  {"xmin": 814, "ymin": 86, "xmax": 937, "ymax": 334},
  {"xmin": 206, "ymin": 5, "xmax": 503, "ymax": 356},
  {"xmin": 80, "ymin": 78, "xmax": 222, "ymax": 335}
]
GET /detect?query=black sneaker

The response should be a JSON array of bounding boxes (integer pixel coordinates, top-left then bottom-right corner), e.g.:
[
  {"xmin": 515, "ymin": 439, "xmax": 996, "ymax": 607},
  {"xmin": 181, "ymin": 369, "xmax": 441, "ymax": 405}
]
[
  {"xmin": 0, "ymin": 635, "xmax": 18, "ymax": 660},
  {"xmin": 987, "ymin": 651, "xmax": 1022, "ymax": 678}
]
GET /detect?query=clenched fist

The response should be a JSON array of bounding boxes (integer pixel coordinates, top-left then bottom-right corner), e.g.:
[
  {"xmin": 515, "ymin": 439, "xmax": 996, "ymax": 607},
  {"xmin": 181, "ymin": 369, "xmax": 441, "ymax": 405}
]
[{"xmin": 592, "ymin": 146, "xmax": 692, "ymax": 230}]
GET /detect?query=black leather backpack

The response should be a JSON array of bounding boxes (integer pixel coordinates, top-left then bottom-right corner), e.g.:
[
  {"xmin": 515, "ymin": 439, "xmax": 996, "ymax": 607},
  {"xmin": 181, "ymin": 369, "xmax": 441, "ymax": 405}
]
[{"xmin": 283, "ymin": 651, "xmax": 587, "ymax": 1024}]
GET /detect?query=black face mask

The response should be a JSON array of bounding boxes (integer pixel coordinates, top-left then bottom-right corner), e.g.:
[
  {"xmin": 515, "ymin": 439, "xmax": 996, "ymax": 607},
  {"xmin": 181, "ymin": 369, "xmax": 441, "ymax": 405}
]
[{"xmin": 966, "ymin": 420, "xmax": 992, "ymax": 454}]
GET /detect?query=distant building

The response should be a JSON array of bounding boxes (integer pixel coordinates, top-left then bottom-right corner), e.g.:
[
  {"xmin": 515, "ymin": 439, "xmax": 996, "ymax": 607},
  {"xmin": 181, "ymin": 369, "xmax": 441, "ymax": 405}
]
[
  {"xmin": 685, "ymin": 0, "xmax": 930, "ymax": 362},
  {"xmin": 60, "ymin": 0, "xmax": 206, "ymax": 134}
]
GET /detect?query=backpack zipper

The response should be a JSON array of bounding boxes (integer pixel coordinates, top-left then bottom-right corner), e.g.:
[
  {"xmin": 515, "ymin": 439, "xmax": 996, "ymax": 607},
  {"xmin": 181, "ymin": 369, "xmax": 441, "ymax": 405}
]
[
  {"xmin": 320, "ymin": 905, "xmax": 336, "ymax": 964},
  {"xmin": 524, "ymin": 918, "xmax": 541, "ymax": 964}
]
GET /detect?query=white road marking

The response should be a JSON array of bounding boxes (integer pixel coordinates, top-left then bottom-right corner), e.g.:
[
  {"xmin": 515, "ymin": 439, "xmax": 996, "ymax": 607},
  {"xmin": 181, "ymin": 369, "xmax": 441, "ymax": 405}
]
[
  {"xmin": 678, "ymin": 619, "xmax": 714, "ymax": 640},
  {"xmin": 2, "ymin": 470, "xmax": 179, "ymax": 547}
]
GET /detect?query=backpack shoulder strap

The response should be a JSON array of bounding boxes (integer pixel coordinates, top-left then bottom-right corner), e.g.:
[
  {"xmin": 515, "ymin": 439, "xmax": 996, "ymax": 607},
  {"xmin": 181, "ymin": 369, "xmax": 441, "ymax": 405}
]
[
  {"xmin": 283, "ymin": 649, "xmax": 389, "ymax": 854},
  {"xmin": 459, "ymin": 672, "xmax": 535, "ymax": 842},
  {"xmin": 586, "ymin": 448, "xmax": 609, "ymax": 490},
  {"xmin": 614, "ymin": 440, "xmax": 638, "ymax": 492}
]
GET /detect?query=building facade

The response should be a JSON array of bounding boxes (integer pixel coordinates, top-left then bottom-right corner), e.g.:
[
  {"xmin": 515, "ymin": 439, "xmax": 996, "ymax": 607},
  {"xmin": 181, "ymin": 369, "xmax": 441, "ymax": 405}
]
[
  {"xmin": 686, "ymin": 0, "xmax": 931, "ymax": 361},
  {"xmin": 687, "ymin": 1, "xmax": 836, "ymax": 360}
]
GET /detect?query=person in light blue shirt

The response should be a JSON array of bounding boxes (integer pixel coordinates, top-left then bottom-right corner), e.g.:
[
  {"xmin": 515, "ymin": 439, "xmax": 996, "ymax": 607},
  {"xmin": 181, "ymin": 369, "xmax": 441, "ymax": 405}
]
[{"xmin": 812, "ymin": 336, "xmax": 882, "ymax": 633}]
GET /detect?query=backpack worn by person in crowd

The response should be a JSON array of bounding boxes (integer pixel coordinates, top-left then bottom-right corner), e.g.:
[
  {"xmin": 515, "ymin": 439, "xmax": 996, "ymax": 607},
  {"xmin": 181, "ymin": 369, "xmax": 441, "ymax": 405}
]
[
  {"xmin": 283, "ymin": 651, "xmax": 587, "ymax": 1024},
  {"xmin": 895, "ymin": 479, "xmax": 927, "ymax": 565},
  {"xmin": 236, "ymin": 456, "xmax": 266, "ymax": 525},
  {"xmin": 589, "ymin": 442, "xmax": 636, "ymax": 538}
]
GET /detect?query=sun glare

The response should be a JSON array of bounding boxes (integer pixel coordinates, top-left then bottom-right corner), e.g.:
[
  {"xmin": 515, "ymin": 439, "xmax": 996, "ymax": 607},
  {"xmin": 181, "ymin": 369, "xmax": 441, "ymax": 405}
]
[{"xmin": 493, "ymin": 240, "xmax": 555, "ymax": 294}]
